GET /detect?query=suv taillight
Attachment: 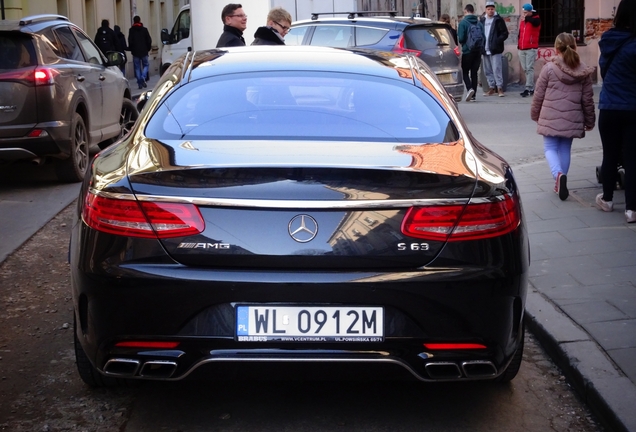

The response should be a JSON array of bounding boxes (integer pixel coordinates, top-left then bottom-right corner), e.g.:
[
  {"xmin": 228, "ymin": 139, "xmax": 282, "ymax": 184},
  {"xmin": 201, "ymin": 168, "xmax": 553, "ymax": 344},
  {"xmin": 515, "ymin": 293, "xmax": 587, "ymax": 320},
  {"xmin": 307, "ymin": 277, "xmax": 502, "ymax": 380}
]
[
  {"xmin": 83, "ymin": 192, "xmax": 205, "ymax": 238},
  {"xmin": 401, "ymin": 194, "xmax": 520, "ymax": 242},
  {"xmin": 34, "ymin": 67, "xmax": 56, "ymax": 86},
  {"xmin": 0, "ymin": 68, "xmax": 56, "ymax": 86},
  {"xmin": 392, "ymin": 34, "xmax": 422, "ymax": 56}
]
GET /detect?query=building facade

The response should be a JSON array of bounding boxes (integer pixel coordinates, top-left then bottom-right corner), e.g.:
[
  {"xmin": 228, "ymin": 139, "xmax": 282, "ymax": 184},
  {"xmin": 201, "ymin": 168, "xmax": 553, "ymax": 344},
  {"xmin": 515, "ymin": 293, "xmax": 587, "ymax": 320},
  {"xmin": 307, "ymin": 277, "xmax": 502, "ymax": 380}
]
[{"xmin": 1, "ymin": 0, "xmax": 619, "ymax": 84}]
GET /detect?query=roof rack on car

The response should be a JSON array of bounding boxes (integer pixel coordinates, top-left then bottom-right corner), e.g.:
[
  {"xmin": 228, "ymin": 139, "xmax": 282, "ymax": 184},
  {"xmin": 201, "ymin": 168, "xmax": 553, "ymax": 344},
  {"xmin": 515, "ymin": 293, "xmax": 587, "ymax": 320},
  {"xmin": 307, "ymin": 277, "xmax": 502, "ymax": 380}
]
[
  {"xmin": 19, "ymin": 14, "xmax": 69, "ymax": 26},
  {"xmin": 311, "ymin": 11, "xmax": 398, "ymax": 20}
]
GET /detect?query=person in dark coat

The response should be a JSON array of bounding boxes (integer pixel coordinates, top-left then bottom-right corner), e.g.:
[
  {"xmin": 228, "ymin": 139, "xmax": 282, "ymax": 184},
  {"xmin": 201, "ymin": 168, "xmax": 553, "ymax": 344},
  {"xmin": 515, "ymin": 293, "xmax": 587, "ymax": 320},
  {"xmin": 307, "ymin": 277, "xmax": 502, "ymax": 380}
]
[
  {"xmin": 128, "ymin": 16, "xmax": 152, "ymax": 89},
  {"xmin": 251, "ymin": 7, "xmax": 292, "ymax": 45},
  {"xmin": 596, "ymin": 0, "xmax": 636, "ymax": 223},
  {"xmin": 113, "ymin": 25, "xmax": 128, "ymax": 75},
  {"xmin": 94, "ymin": 19, "xmax": 116, "ymax": 55},
  {"xmin": 216, "ymin": 3, "xmax": 247, "ymax": 47},
  {"xmin": 440, "ymin": 14, "xmax": 458, "ymax": 45},
  {"xmin": 480, "ymin": 1, "xmax": 509, "ymax": 96}
]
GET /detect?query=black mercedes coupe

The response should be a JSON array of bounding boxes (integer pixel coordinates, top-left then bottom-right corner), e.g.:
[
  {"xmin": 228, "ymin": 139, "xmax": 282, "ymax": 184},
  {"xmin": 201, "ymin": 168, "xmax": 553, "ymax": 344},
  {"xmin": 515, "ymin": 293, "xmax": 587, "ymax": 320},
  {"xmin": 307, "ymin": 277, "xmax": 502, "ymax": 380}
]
[{"xmin": 69, "ymin": 46, "xmax": 529, "ymax": 386}]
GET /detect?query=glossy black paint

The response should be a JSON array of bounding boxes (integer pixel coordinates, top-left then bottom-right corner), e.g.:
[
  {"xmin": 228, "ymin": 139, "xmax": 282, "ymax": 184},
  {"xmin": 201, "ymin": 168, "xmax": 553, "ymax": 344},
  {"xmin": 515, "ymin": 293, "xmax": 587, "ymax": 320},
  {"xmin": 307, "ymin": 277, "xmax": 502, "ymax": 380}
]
[{"xmin": 70, "ymin": 46, "xmax": 529, "ymax": 384}]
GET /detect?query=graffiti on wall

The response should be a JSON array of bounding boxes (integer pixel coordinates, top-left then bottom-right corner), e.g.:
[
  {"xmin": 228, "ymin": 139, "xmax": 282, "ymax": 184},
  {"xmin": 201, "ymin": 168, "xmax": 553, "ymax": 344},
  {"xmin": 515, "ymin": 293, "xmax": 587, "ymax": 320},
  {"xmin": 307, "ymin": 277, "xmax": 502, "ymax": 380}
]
[
  {"xmin": 538, "ymin": 48, "xmax": 556, "ymax": 60},
  {"xmin": 493, "ymin": 2, "xmax": 515, "ymax": 15}
]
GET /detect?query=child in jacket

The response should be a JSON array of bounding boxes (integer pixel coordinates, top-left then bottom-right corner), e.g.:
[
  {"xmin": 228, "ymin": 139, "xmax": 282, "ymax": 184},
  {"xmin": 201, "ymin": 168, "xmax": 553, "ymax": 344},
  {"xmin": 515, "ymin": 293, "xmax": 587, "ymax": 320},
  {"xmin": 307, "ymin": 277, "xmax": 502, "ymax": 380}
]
[{"xmin": 530, "ymin": 32, "xmax": 596, "ymax": 200}]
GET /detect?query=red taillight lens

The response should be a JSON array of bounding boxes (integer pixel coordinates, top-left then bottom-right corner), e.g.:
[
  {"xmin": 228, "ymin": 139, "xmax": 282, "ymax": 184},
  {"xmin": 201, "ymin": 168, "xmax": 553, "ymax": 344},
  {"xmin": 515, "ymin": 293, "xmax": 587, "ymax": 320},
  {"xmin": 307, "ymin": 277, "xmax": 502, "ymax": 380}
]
[
  {"xmin": 401, "ymin": 194, "xmax": 520, "ymax": 242},
  {"xmin": 423, "ymin": 343, "xmax": 487, "ymax": 350},
  {"xmin": 392, "ymin": 34, "xmax": 422, "ymax": 56},
  {"xmin": 83, "ymin": 192, "xmax": 205, "ymax": 238},
  {"xmin": 34, "ymin": 67, "xmax": 55, "ymax": 85},
  {"xmin": 453, "ymin": 46, "xmax": 461, "ymax": 57},
  {"xmin": 115, "ymin": 341, "xmax": 181, "ymax": 348}
]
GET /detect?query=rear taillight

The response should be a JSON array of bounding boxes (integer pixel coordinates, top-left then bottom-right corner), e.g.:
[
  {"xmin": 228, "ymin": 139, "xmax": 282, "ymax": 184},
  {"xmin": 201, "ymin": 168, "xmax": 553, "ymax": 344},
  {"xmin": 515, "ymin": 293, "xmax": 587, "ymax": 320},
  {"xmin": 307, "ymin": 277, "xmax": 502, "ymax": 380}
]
[
  {"xmin": 34, "ymin": 67, "xmax": 55, "ymax": 85},
  {"xmin": 401, "ymin": 194, "xmax": 520, "ymax": 242},
  {"xmin": 115, "ymin": 341, "xmax": 181, "ymax": 348},
  {"xmin": 392, "ymin": 34, "xmax": 422, "ymax": 56},
  {"xmin": 424, "ymin": 343, "xmax": 487, "ymax": 350},
  {"xmin": 453, "ymin": 46, "xmax": 461, "ymax": 57},
  {"xmin": 83, "ymin": 192, "xmax": 205, "ymax": 238}
]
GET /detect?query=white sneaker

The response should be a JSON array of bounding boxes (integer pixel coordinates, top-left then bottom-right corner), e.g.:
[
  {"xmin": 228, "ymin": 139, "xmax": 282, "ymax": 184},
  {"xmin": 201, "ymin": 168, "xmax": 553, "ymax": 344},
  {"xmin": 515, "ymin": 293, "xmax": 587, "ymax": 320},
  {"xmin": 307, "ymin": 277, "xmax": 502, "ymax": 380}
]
[
  {"xmin": 596, "ymin": 193, "xmax": 614, "ymax": 212},
  {"xmin": 626, "ymin": 210, "xmax": 636, "ymax": 223},
  {"xmin": 465, "ymin": 88, "xmax": 475, "ymax": 102}
]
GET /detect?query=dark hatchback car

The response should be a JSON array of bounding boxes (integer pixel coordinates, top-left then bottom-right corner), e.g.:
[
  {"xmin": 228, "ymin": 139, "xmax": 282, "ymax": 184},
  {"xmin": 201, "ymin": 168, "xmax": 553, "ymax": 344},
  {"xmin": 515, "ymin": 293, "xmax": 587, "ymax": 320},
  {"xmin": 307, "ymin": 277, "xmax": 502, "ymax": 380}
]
[
  {"xmin": 286, "ymin": 13, "xmax": 464, "ymax": 101},
  {"xmin": 70, "ymin": 46, "xmax": 529, "ymax": 386},
  {"xmin": 0, "ymin": 14, "xmax": 137, "ymax": 182}
]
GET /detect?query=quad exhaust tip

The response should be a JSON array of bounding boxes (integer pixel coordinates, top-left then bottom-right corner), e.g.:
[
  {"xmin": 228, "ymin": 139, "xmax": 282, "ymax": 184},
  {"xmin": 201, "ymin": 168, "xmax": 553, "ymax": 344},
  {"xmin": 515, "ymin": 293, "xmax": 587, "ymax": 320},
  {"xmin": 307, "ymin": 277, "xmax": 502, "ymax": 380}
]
[
  {"xmin": 425, "ymin": 360, "xmax": 497, "ymax": 380},
  {"xmin": 103, "ymin": 358, "xmax": 177, "ymax": 379}
]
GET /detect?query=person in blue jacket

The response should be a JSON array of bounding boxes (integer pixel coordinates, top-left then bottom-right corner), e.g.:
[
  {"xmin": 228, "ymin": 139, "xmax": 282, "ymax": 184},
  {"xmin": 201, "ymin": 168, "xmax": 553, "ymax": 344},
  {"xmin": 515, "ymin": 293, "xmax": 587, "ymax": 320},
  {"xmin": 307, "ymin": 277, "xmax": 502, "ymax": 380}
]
[{"xmin": 596, "ymin": 0, "xmax": 636, "ymax": 223}]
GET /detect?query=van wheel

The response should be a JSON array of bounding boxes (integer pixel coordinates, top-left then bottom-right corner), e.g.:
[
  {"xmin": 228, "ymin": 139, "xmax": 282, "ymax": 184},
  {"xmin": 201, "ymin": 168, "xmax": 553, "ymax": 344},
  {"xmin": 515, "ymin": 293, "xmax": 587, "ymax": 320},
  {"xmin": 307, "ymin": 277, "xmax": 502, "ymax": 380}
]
[
  {"xmin": 160, "ymin": 63, "xmax": 170, "ymax": 76},
  {"xmin": 55, "ymin": 113, "xmax": 88, "ymax": 182}
]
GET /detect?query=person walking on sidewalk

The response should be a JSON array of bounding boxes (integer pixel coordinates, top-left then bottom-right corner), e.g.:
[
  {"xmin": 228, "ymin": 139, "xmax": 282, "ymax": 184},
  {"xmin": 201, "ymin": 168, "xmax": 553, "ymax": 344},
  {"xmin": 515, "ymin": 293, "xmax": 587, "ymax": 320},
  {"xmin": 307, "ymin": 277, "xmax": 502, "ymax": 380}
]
[
  {"xmin": 216, "ymin": 3, "xmax": 247, "ymax": 47},
  {"xmin": 113, "ymin": 25, "xmax": 128, "ymax": 75},
  {"xmin": 128, "ymin": 16, "xmax": 152, "ymax": 90},
  {"xmin": 94, "ymin": 19, "xmax": 116, "ymax": 56},
  {"xmin": 481, "ymin": 1, "xmax": 509, "ymax": 97},
  {"xmin": 596, "ymin": 0, "xmax": 636, "ymax": 223},
  {"xmin": 458, "ymin": 4, "xmax": 484, "ymax": 102},
  {"xmin": 251, "ymin": 7, "xmax": 292, "ymax": 45},
  {"xmin": 440, "ymin": 14, "xmax": 458, "ymax": 44},
  {"xmin": 530, "ymin": 32, "xmax": 595, "ymax": 201},
  {"xmin": 517, "ymin": 3, "xmax": 541, "ymax": 97}
]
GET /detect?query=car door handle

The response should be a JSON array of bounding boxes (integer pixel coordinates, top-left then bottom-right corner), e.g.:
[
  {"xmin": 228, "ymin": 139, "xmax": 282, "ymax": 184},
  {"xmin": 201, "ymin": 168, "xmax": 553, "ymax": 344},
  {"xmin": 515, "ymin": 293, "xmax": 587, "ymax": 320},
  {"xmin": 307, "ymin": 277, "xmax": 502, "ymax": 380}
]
[
  {"xmin": 99, "ymin": 75, "xmax": 105, "ymax": 81},
  {"xmin": 76, "ymin": 75, "xmax": 85, "ymax": 82}
]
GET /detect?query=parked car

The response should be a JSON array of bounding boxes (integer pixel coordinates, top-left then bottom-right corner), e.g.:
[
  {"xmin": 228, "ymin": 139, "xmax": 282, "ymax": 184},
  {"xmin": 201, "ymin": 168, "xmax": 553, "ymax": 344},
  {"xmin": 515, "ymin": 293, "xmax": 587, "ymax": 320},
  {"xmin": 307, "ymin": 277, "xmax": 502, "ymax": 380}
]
[
  {"xmin": 70, "ymin": 45, "xmax": 529, "ymax": 387},
  {"xmin": 286, "ymin": 12, "xmax": 464, "ymax": 101},
  {"xmin": 0, "ymin": 14, "xmax": 137, "ymax": 182}
]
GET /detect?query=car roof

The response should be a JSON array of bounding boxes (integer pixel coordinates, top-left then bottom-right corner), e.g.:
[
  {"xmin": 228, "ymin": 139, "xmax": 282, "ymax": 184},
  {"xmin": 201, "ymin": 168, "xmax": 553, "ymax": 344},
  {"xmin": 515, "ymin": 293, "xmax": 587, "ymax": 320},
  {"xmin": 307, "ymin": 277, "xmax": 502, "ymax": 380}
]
[
  {"xmin": 292, "ymin": 15, "xmax": 444, "ymax": 27},
  {"xmin": 187, "ymin": 46, "xmax": 420, "ymax": 83},
  {"xmin": 0, "ymin": 14, "xmax": 71, "ymax": 33}
]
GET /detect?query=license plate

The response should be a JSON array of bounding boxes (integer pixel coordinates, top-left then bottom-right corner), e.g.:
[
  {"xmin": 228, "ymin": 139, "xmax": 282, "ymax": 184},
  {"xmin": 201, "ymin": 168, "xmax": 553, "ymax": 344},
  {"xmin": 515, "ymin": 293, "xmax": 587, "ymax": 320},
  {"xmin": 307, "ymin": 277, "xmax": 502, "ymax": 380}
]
[
  {"xmin": 436, "ymin": 72, "xmax": 455, "ymax": 84},
  {"xmin": 236, "ymin": 305, "xmax": 384, "ymax": 342}
]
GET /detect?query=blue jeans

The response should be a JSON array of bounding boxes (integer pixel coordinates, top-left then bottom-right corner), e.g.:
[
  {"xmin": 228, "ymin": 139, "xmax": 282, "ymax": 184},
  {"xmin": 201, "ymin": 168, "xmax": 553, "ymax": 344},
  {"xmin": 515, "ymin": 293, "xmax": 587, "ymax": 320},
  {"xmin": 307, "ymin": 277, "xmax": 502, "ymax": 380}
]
[
  {"xmin": 133, "ymin": 55, "xmax": 149, "ymax": 88},
  {"xmin": 543, "ymin": 136, "xmax": 573, "ymax": 180}
]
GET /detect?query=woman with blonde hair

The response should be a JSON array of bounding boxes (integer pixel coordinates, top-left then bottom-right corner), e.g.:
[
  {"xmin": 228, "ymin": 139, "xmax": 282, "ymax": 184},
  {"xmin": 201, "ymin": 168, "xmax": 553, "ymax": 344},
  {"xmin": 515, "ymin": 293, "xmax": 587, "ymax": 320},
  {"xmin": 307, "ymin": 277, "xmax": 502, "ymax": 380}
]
[{"xmin": 530, "ymin": 32, "xmax": 596, "ymax": 200}]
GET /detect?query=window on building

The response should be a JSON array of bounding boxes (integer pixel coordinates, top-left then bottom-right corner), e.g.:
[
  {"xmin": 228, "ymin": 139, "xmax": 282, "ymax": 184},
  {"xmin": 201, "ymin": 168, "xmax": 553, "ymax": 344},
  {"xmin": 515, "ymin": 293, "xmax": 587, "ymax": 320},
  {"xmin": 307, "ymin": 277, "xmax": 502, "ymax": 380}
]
[{"xmin": 535, "ymin": 0, "xmax": 585, "ymax": 45}]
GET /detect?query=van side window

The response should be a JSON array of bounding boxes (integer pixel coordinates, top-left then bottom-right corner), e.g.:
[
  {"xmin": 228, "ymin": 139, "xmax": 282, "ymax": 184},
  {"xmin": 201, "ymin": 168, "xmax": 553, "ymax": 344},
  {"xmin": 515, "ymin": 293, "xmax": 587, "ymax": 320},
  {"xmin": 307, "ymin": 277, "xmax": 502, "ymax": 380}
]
[{"xmin": 172, "ymin": 10, "xmax": 191, "ymax": 42}]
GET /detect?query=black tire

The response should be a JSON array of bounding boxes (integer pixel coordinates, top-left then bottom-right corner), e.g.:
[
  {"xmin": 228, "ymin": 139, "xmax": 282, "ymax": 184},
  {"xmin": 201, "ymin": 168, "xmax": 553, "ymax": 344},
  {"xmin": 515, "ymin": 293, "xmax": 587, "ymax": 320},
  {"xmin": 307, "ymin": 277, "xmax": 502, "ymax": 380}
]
[
  {"xmin": 118, "ymin": 98, "xmax": 139, "ymax": 140},
  {"xmin": 160, "ymin": 62, "xmax": 170, "ymax": 76},
  {"xmin": 55, "ymin": 113, "xmax": 89, "ymax": 182},
  {"xmin": 495, "ymin": 323, "xmax": 525, "ymax": 383},
  {"xmin": 74, "ymin": 316, "xmax": 136, "ymax": 387}
]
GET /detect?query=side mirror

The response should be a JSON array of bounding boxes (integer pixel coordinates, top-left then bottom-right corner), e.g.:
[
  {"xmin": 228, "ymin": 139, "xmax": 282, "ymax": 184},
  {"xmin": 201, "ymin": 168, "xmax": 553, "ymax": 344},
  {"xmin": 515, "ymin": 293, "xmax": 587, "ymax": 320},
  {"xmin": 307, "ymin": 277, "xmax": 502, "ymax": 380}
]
[
  {"xmin": 161, "ymin": 28, "xmax": 171, "ymax": 44},
  {"xmin": 105, "ymin": 51, "xmax": 125, "ymax": 67}
]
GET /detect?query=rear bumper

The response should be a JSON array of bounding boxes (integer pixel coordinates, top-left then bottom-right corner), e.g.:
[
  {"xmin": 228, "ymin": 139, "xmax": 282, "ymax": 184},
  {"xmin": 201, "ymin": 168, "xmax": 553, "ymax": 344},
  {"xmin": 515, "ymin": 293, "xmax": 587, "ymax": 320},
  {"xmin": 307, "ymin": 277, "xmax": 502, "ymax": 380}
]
[
  {"xmin": 444, "ymin": 82, "xmax": 464, "ymax": 101},
  {"xmin": 0, "ymin": 120, "xmax": 72, "ymax": 161},
  {"xmin": 71, "ymin": 261, "xmax": 527, "ymax": 382}
]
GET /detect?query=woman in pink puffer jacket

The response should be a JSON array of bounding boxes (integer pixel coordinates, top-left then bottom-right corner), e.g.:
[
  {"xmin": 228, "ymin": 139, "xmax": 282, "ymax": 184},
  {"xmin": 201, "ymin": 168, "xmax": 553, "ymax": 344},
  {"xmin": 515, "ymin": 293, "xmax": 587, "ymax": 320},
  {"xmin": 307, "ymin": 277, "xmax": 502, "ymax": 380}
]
[{"xmin": 531, "ymin": 32, "xmax": 596, "ymax": 201}]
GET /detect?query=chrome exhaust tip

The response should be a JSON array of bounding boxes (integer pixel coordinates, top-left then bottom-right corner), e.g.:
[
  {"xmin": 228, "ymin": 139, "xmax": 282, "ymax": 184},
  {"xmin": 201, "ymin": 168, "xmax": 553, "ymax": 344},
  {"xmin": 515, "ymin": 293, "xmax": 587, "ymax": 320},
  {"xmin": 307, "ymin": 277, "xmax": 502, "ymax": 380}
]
[
  {"xmin": 462, "ymin": 360, "xmax": 497, "ymax": 378},
  {"xmin": 425, "ymin": 362, "xmax": 462, "ymax": 380},
  {"xmin": 103, "ymin": 358, "xmax": 140, "ymax": 376},
  {"xmin": 139, "ymin": 360, "xmax": 178, "ymax": 378}
]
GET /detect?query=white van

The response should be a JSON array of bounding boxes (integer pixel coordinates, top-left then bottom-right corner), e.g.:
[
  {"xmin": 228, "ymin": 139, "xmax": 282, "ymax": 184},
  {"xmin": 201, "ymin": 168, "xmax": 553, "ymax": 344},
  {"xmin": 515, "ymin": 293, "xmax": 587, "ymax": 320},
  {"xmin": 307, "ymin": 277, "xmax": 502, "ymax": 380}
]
[{"xmin": 159, "ymin": 0, "xmax": 356, "ymax": 75}]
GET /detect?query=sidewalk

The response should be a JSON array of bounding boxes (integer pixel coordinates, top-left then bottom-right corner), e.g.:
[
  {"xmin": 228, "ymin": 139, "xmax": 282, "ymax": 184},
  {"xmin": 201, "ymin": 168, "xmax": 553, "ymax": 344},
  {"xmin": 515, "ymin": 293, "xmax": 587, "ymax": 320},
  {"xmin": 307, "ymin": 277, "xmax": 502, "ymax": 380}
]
[{"xmin": 487, "ymin": 85, "xmax": 636, "ymax": 432}]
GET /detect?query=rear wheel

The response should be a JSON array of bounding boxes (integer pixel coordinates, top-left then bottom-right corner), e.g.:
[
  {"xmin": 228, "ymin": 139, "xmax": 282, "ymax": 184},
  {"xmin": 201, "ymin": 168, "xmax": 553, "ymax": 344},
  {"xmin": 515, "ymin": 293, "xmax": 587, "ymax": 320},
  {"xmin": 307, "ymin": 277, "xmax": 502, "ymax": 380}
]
[
  {"xmin": 74, "ymin": 316, "xmax": 134, "ymax": 387},
  {"xmin": 118, "ymin": 98, "xmax": 139, "ymax": 140},
  {"xmin": 55, "ymin": 113, "xmax": 88, "ymax": 182},
  {"xmin": 495, "ymin": 323, "xmax": 525, "ymax": 383}
]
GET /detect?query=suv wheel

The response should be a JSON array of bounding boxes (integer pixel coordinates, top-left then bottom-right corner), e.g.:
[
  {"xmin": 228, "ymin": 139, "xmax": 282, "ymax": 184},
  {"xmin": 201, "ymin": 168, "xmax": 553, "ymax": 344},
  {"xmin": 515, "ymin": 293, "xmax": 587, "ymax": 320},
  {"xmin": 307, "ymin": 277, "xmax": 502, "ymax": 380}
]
[
  {"xmin": 55, "ymin": 113, "xmax": 88, "ymax": 182},
  {"xmin": 119, "ymin": 98, "xmax": 139, "ymax": 139}
]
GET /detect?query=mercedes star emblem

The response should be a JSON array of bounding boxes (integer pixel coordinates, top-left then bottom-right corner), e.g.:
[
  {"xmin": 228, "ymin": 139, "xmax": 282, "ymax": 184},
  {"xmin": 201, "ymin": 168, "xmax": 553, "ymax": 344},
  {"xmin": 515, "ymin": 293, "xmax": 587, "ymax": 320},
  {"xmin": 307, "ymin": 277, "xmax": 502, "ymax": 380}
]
[{"xmin": 288, "ymin": 215, "xmax": 318, "ymax": 243}]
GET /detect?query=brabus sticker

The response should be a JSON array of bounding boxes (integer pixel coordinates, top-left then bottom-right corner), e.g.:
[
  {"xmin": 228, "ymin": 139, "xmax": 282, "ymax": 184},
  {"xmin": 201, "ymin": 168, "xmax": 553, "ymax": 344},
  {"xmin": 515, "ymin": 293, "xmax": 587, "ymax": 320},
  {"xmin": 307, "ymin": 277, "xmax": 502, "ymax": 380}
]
[{"xmin": 177, "ymin": 242, "xmax": 230, "ymax": 249}]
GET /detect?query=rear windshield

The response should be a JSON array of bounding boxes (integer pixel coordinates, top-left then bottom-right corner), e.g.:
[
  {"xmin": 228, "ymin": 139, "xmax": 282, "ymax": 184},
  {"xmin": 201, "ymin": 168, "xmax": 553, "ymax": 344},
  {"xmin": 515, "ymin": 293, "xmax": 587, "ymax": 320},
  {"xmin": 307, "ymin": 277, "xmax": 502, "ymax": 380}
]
[
  {"xmin": 404, "ymin": 26, "xmax": 454, "ymax": 50},
  {"xmin": 144, "ymin": 71, "xmax": 458, "ymax": 143},
  {"xmin": 0, "ymin": 33, "xmax": 36, "ymax": 69}
]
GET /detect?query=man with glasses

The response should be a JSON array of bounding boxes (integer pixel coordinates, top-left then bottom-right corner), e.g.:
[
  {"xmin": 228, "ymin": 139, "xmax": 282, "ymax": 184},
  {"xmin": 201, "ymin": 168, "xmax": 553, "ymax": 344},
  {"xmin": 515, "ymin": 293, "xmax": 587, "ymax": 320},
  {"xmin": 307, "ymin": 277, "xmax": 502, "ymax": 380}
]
[
  {"xmin": 216, "ymin": 3, "xmax": 248, "ymax": 47},
  {"xmin": 251, "ymin": 7, "xmax": 292, "ymax": 45}
]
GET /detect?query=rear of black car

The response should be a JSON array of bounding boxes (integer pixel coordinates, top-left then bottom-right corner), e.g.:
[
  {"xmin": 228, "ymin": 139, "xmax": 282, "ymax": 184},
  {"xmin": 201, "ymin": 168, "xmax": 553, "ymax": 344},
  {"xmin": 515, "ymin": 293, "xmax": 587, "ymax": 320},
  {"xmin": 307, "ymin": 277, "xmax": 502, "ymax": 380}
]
[{"xmin": 69, "ymin": 48, "xmax": 528, "ymax": 386}]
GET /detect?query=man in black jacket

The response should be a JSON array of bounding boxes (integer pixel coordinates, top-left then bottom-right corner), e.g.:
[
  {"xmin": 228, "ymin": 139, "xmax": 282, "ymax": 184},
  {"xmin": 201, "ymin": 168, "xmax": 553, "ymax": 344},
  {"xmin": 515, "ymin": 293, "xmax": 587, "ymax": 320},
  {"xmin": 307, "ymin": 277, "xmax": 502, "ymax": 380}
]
[
  {"xmin": 481, "ymin": 1, "xmax": 509, "ymax": 97},
  {"xmin": 216, "ymin": 3, "xmax": 247, "ymax": 47},
  {"xmin": 252, "ymin": 7, "xmax": 292, "ymax": 45},
  {"xmin": 128, "ymin": 16, "xmax": 152, "ymax": 89},
  {"xmin": 94, "ymin": 19, "xmax": 116, "ymax": 55}
]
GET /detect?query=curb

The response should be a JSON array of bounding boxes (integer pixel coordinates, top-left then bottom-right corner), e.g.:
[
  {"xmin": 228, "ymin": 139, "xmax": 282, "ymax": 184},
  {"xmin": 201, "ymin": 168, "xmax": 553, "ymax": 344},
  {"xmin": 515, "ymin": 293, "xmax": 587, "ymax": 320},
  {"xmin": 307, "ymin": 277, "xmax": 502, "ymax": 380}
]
[{"xmin": 525, "ymin": 288, "xmax": 636, "ymax": 432}]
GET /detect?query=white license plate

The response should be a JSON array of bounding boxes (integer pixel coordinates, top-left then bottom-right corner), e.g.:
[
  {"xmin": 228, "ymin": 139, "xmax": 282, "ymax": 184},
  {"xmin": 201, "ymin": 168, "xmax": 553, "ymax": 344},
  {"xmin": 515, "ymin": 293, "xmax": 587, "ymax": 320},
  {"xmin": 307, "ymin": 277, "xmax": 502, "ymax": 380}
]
[{"xmin": 236, "ymin": 305, "xmax": 384, "ymax": 342}]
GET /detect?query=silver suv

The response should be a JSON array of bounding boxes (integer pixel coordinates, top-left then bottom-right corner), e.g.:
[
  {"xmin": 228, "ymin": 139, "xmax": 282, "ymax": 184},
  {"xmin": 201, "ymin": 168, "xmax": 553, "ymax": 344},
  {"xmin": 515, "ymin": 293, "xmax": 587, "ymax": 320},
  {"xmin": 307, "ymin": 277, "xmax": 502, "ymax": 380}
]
[
  {"xmin": 287, "ymin": 13, "xmax": 463, "ymax": 101},
  {"xmin": 0, "ymin": 14, "xmax": 137, "ymax": 182}
]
